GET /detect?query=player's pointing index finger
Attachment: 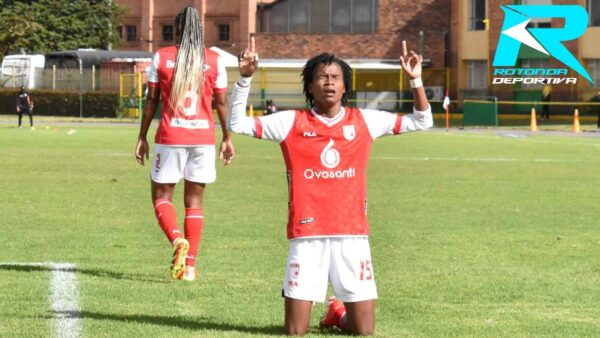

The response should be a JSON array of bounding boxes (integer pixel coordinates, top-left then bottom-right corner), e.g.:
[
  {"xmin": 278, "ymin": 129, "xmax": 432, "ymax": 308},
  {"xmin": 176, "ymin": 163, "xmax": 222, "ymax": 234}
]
[
  {"xmin": 402, "ymin": 40, "xmax": 407, "ymax": 58},
  {"xmin": 250, "ymin": 36, "xmax": 256, "ymax": 54}
]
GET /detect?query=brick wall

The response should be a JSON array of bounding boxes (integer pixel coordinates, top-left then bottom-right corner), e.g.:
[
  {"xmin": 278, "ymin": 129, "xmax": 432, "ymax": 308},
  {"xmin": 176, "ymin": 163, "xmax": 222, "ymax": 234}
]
[{"xmin": 255, "ymin": 0, "xmax": 450, "ymax": 67}]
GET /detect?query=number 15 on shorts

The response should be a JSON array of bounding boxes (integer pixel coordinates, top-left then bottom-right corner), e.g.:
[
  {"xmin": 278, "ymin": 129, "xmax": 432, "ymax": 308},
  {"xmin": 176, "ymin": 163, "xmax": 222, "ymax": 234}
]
[{"xmin": 359, "ymin": 260, "xmax": 372, "ymax": 280}]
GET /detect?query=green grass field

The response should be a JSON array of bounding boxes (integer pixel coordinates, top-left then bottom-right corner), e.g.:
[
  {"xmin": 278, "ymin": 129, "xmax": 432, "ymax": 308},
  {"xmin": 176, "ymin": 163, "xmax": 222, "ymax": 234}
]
[{"xmin": 1, "ymin": 123, "xmax": 599, "ymax": 337}]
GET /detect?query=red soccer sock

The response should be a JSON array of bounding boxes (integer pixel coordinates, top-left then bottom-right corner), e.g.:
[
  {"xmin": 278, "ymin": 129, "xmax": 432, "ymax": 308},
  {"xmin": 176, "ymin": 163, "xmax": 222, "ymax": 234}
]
[
  {"xmin": 184, "ymin": 208, "xmax": 204, "ymax": 266},
  {"xmin": 153, "ymin": 198, "xmax": 182, "ymax": 244}
]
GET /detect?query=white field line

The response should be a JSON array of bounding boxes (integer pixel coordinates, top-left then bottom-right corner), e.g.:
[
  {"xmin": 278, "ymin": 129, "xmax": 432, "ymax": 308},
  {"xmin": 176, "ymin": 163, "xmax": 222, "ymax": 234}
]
[
  {"xmin": 241, "ymin": 155, "xmax": 596, "ymax": 163},
  {"xmin": 0, "ymin": 262, "xmax": 81, "ymax": 338}
]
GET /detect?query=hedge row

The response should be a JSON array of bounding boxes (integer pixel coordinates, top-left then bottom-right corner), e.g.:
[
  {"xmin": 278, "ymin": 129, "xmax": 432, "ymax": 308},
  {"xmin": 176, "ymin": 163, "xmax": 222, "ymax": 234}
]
[{"xmin": 0, "ymin": 89, "xmax": 121, "ymax": 117}]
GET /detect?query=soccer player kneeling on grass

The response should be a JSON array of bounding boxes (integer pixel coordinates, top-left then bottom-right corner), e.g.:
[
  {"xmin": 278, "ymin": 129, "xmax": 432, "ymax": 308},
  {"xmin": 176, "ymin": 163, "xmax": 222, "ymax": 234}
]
[
  {"xmin": 135, "ymin": 6, "xmax": 234, "ymax": 282},
  {"xmin": 228, "ymin": 37, "xmax": 432, "ymax": 336}
]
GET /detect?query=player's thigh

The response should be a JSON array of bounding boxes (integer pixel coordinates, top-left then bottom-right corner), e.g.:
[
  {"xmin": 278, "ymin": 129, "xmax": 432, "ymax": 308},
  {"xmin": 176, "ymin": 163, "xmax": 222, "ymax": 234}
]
[
  {"xmin": 282, "ymin": 238, "xmax": 331, "ymax": 303},
  {"xmin": 151, "ymin": 144, "xmax": 186, "ymax": 184},
  {"xmin": 329, "ymin": 237, "xmax": 378, "ymax": 303},
  {"xmin": 184, "ymin": 146, "xmax": 216, "ymax": 184}
]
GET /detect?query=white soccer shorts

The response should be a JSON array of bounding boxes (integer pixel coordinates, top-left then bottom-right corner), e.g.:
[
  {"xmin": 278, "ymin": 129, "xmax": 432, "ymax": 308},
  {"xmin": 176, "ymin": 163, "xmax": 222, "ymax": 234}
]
[
  {"xmin": 151, "ymin": 144, "xmax": 216, "ymax": 184},
  {"xmin": 282, "ymin": 237, "xmax": 378, "ymax": 303}
]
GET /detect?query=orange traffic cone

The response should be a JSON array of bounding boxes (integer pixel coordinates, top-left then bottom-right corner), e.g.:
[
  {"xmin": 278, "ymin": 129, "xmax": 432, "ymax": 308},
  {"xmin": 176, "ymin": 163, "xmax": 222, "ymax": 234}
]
[
  {"xmin": 573, "ymin": 108, "xmax": 581, "ymax": 133},
  {"xmin": 530, "ymin": 107, "xmax": 538, "ymax": 132}
]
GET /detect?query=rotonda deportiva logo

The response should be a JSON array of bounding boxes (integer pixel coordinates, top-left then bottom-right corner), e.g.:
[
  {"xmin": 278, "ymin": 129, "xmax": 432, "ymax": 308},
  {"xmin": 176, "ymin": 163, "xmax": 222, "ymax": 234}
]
[{"xmin": 492, "ymin": 5, "xmax": 593, "ymax": 85}]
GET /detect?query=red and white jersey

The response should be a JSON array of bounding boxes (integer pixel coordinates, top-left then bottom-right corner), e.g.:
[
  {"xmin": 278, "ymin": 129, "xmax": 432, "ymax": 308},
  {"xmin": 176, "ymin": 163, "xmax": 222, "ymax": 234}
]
[
  {"xmin": 228, "ymin": 79, "xmax": 432, "ymax": 239},
  {"xmin": 148, "ymin": 47, "xmax": 227, "ymax": 146}
]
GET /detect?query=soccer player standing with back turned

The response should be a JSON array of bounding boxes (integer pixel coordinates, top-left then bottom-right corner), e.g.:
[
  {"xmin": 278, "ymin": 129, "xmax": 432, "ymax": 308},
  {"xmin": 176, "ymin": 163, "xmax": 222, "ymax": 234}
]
[
  {"xmin": 135, "ymin": 6, "xmax": 234, "ymax": 282},
  {"xmin": 229, "ymin": 37, "xmax": 432, "ymax": 336}
]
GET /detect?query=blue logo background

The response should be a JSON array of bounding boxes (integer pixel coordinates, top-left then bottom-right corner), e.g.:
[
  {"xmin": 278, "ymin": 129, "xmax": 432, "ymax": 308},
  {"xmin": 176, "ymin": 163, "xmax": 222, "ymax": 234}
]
[{"xmin": 493, "ymin": 5, "xmax": 592, "ymax": 84}]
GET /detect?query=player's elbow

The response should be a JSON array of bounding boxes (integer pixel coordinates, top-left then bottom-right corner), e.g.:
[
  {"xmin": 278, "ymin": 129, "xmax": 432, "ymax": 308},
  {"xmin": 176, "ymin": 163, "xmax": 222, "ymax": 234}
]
[{"xmin": 421, "ymin": 114, "xmax": 433, "ymax": 130}]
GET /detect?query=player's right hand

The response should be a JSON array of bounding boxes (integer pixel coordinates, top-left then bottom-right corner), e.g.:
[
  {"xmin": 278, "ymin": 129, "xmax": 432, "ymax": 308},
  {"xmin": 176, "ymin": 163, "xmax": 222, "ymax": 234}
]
[
  {"xmin": 135, "ymin": 138, "xmax": 149, "ymax": 166},
  {"xmin": 239, "ymin": 36, "xmax": 258, "ymax": 77}
]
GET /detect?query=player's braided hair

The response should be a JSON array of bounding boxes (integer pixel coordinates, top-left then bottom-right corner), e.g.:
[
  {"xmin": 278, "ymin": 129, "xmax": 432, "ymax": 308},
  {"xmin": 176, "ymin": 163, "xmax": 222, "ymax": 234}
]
[
  {"xmin": 302, "ymin": 53, "xmax": 352, "ymax": 107},
  {"xmin": 170, "ymin": 6, "xmax": 205, "ymax": 116}
]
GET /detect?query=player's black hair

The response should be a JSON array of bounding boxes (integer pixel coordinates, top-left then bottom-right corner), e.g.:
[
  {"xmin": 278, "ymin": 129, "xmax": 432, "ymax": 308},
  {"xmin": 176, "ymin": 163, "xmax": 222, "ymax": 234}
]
[
  {"xmin": 302, "ymin": 53, "xmax": 352, "ymax": 107},
  {"xmin": 175, "ymin": 6, "xmax": 191, "ymax": 38}
]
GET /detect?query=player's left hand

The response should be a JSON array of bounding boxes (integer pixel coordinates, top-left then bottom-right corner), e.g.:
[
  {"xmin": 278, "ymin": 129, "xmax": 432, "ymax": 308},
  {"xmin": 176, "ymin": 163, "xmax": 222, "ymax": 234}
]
[
  {"xmin": 399, "ymin": 40, "xmax": 423, "ymax": 79},
  {"xmin": 239, "ymin": 36, "xmax": 258, "ymax": 77},
  {"xmin": 219, "ymin": 139, "xmax": 234, "ymax": 166}
]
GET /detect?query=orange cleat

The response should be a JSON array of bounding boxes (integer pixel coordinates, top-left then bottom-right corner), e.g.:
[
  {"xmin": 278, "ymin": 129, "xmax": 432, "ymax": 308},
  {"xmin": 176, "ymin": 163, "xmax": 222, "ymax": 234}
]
[{"xmin": 170, "ymin": 238, "xmax": 189, "ymax": 279}]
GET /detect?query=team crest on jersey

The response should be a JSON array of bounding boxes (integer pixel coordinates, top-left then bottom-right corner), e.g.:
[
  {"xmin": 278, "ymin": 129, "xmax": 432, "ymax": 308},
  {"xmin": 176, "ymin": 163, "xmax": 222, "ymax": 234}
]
[{"xmin": 343, "ymin": 125, "xmax": 356, "ymax": 141}]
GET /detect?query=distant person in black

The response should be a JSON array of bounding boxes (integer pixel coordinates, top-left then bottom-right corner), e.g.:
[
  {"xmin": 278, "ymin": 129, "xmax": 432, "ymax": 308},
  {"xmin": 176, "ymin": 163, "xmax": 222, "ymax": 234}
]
[
  {"xmin": 264, "ymin": 99, "xmax": 277, "ymax": 115},
  {"xmin": 16, "ymin": 86, "xmax": 34, "ymax": 129},
  {"xmin": 540, "ymin": 84, "xmax": 552, "ymax": 121}
]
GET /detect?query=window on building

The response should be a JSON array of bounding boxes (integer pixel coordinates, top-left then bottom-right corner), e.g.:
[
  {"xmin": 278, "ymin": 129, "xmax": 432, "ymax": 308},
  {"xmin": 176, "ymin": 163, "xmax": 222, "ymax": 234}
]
[
  {"xmin": 218, "ymin": 24, "xmax": 230, "ymax": 41},
  {"xmin": 309, "ymin": 0, "xmax": 330, "ymax": 33},
  {"xmin": 588, "ymin": 59, "xmax": 600, "ymax": 87},
  {"xmin": 162, "ymin": 25, "xmax": 174, "ymax": 42},
  {"xmin": 126, "ymin": 25, "xmax": 137, "ymax": 42},
  {"xmin": 466, "ymin": 60, "xmax": 488, "ymax": 89},
  {"xmin": 521, "ymin": 0, "xmax": 552, "ymax": 28},
  {"xmin": 258, "ymin": 0, "xmax": 378, "ymax": 34},
  {"xmin": 588, "ymin": 0, "xmax": 600, "ymax": 26},
  {"xmin": 469, "ymin": 0, "xmax": 486, "ymax": 31}
]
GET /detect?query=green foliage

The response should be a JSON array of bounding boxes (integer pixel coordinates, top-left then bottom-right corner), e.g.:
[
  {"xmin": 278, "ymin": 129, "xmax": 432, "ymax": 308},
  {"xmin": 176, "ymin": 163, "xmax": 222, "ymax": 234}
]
[
  {"xmin": 0, "ymin": 88, "xmax": 119, "ymax": 117},
  {"xmin": 0, "ymin": 0, "xmax": 127, "ymax": 58}
]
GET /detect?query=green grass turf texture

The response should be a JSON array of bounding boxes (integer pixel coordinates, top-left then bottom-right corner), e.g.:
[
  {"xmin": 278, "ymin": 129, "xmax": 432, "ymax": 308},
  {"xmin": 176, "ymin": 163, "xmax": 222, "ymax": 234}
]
[{"xmin": 0, "ymin": 124, "xmax": 599, "ymax": 337}]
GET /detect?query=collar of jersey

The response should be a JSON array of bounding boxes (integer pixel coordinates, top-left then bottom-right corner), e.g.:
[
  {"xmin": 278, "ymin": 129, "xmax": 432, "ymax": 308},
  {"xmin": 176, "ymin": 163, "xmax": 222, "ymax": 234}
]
[{"xmin": 310, "ymin": 106, "xmax": 345, "ymax": 127}]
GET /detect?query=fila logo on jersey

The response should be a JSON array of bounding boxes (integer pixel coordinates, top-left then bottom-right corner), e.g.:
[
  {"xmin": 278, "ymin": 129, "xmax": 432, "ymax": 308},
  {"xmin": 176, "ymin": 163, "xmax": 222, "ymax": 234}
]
[
  {"xmin": 303, "ymin": 131, "xmax": 317, "ymax": 137},
  {"xmin": 303, "ymin": 139, "xmax": 355, "ymax": 180}
]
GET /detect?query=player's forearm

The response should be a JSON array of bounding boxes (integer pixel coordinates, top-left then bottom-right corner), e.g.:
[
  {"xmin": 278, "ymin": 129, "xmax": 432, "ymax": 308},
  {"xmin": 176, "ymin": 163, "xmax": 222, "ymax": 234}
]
[
  {"xmin": 412, "ymin": 85, "xmax": 429, "ymax": 112},
  {"xmin": 138, "ymin": 99, "xmax": 158, "ymax": 139},
  {"xmin": 215, "ymin": 102, "xmax": 231, "ymax": 140},
  {"xmin": 227, "ymin": 77, "xmax": 255, "ymax": 136}
]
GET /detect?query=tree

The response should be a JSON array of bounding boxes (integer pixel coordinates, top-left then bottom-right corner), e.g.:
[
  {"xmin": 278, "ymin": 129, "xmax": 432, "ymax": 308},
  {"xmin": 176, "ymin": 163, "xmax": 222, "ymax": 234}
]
[{"xmin": 0, "ymin": 0, "xmax": 127, "ymax": 59}]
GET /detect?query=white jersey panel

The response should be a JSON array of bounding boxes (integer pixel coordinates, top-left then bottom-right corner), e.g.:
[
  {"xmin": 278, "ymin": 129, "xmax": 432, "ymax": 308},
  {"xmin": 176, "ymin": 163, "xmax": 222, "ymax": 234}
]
[
  {"xmin": 228, "ymin": 79, "xmax": 294, "ymax": 143},
  {"xmin": 215, "ymin": 56, "xmax": 227, "ymax": 90},
  {"xmin": 361, "ymin": 105, "xmax": 433, "ymax": 139},
  {"xmin": 148, "ymin": 52, "xmax": 160, "ymax": 84}
]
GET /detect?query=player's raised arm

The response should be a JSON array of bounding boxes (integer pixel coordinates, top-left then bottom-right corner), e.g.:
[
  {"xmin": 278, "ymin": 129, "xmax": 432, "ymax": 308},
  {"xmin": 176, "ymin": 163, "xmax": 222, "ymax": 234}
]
[
  {"xmin": 227, "ymin": 37, "xmax": 258, "ymax": 137},
  {"xmin": 398, "ymin": 40, "xmax": 433, "ymax": 131},
  {"xmin": 228, "ymin": 37, "xmax": 294, "ymax": 142}
]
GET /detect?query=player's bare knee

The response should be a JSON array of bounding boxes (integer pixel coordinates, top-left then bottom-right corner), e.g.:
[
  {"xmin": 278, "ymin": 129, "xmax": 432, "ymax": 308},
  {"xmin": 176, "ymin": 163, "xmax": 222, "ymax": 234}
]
[
  {"xmin": 284, "ymin": 325, "xmax": 308, "ymax": 336},
  {"xmin": 353, "ymin": 328, "xmax": 374, "ymax": 336}
]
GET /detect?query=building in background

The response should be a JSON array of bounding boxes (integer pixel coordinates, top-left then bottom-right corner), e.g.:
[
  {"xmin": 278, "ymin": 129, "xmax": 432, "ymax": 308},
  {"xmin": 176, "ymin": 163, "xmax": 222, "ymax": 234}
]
[{"xmin": 113, "ymin": 0, "xmax": 600, "ymax": 111}]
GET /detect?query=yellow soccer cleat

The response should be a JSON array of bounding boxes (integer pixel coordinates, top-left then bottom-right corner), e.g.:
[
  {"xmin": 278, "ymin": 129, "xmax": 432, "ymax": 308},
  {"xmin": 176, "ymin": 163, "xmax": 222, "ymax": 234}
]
[{"xmin": 170, "ymin": 238, "xmax": 189, "ymax": 279}]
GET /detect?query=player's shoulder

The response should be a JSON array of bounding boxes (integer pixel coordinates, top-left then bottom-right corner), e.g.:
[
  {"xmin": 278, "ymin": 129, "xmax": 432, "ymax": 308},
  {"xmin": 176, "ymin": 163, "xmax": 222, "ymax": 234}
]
[
  {"xmin": 204, "ymin": 47, "xmax": 218, "ymax": 58},
  {"xmin": 156, "ymin": 45, "xmax": 177, "ymax": 57}
]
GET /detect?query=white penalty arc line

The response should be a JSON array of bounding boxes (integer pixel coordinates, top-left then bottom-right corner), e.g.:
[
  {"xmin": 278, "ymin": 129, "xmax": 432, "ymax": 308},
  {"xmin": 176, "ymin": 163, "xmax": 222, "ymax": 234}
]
[{"xmin": 0, "ymin": 262, "xmax": 81, "ymax": 338}]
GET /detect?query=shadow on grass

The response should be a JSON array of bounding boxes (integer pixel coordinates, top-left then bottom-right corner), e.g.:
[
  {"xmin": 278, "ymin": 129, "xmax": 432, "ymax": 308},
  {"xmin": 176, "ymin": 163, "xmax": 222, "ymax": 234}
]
[
  {"xmin": 0, "ymin": 264, "xmax": 168, "ymax": 284},
  {"xmin": 78, "ymin": 311, "xmax": 284, "ymax": 335}
]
